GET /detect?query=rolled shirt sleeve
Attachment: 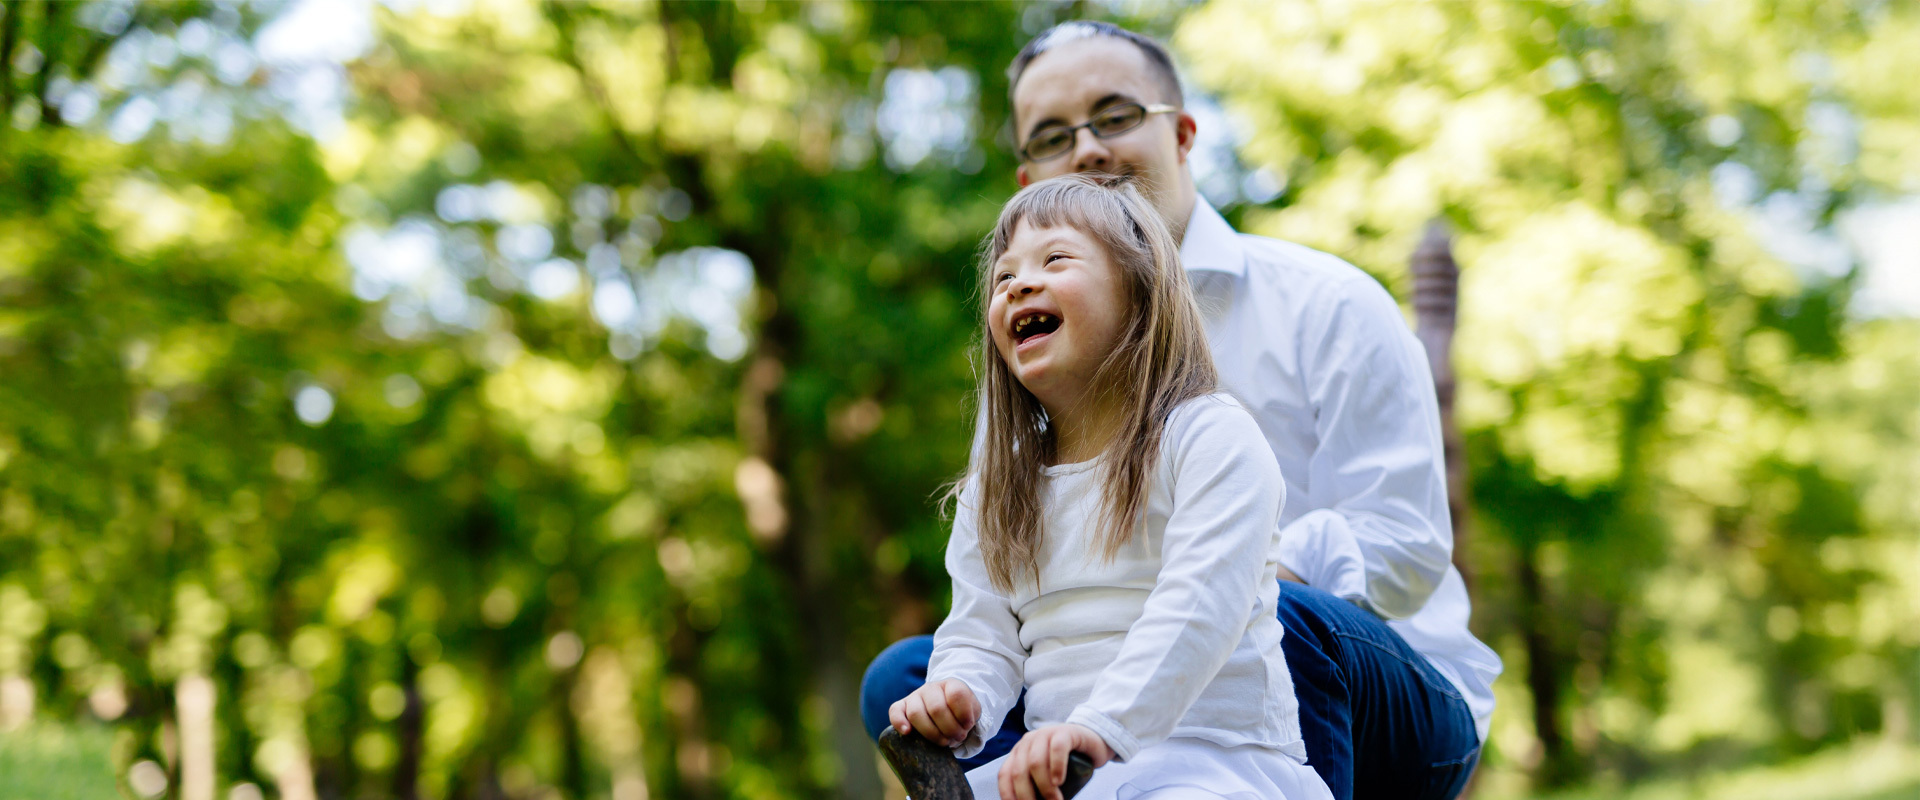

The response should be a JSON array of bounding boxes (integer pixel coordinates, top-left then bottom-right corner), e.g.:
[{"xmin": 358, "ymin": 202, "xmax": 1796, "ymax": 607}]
[
  {"xmin": 926, "ymin": 481, "xmax": 1027, "ymax": 759},
  {"xmin": 1280, "ymin": 275, "xmax": 1454, "ymax": 620},
  {"xmin": 1067, "ymin": 400, "xmax": 1285, "ymax": 761}
]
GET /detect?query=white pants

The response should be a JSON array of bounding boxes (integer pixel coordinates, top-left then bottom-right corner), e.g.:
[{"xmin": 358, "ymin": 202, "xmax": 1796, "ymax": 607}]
[{"xmin": 964, "ymin": 737, "xmax": 1334, "ymax": 800}]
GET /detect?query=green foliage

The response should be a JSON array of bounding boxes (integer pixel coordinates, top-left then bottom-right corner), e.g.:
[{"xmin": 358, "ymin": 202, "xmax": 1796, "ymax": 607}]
[
  {"xmin": 1179, "ymin": 0, "xmax": 1920, "ymax": 787},
  {"xmin": 0, "ymin": 1, "xmax": 1914, "ymax": 799}
]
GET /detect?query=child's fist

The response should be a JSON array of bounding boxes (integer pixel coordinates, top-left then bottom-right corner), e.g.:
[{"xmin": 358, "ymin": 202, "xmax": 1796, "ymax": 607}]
[
  {"xmin": 998, "ymin": 724, "xmax": 1113, "ymax": 800},
  {"xmin": 887, "ymin": 679, "xmax": 981, "ymax": 748}
]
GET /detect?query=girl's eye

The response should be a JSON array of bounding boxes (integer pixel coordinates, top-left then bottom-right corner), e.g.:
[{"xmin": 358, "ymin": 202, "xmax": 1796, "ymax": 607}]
[
  {"xmin": 1046, "ymin": 253, "xmax": 1067, "ymax": 264},
  {"xmin": 996, "ymin": 272, "xmax": 1013, "ymax": 284}
]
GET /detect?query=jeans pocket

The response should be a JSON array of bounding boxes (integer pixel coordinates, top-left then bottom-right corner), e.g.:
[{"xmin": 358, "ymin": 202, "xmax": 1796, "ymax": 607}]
[{"xmin": 1422, "ymin": 747, "xmax": 1479, "ymax": 800}]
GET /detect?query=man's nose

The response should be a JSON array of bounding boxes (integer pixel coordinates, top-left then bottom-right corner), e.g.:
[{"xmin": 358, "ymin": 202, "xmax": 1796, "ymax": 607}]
[{"xmin": 1070, "ymin": 127, "xmax": 1111, "ymax": 172}]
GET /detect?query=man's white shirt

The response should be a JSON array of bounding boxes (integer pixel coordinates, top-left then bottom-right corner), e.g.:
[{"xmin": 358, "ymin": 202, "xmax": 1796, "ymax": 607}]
[{"xmin": 1179, "ymin": 199, "xmax": 1502, "ymax": 741}]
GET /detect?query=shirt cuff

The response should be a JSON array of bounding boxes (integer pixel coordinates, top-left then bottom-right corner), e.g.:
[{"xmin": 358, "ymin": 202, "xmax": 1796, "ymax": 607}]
[
  {"xmin": 1065, "ymin": 707, "xmax": 1141, "ymax": 763},
  {"xmin": 1277, "ymin": 509, "xmax": 1369, "ymax": 607}
]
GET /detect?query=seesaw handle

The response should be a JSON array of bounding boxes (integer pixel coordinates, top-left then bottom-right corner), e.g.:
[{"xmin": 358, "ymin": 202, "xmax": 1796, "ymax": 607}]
[
  {"xmin": 1059, "ymin": 751, "xmax": 1095, "ymax": 797},
  {"xmin": 878, "ymin": 727, "xmax": 1097, "ymax": 799}
]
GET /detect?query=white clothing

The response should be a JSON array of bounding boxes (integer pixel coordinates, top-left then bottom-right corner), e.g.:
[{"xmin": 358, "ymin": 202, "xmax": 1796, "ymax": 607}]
[
  {"xmin": 1178, "ymin": 200, "xmax": 1502, "ymax": 741},
  {"xmin": 966, "ymin": 738, "xmax": 1334, "ymax": 800},
  {"xmin": 929, "ymin": 395, "xmax": 1306, "ymax": 770}
]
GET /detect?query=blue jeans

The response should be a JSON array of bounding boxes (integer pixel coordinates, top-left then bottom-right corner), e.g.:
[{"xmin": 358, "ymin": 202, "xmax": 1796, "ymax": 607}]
[{"xmin": 859, "ymin": 581, "xmax": 1480, "ymax": 800}]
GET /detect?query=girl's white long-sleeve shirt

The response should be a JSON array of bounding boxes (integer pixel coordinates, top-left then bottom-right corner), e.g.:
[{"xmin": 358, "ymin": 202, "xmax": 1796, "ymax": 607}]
[{"xmin": 927, "ymin": 394, "xmax": 1305, "ymax": 763}]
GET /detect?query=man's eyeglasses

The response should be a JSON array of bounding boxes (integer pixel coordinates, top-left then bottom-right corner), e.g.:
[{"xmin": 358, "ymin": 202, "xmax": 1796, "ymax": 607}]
[{"xmin": 1019, "ymin": 102, "xmax": 1178, "ymax": 162}]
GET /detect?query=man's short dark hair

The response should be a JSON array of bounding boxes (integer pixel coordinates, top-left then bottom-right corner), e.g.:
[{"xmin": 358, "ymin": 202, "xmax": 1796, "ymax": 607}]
[{"xmin": 1007, "ymin": 21, "xmax": 1185, "ymax": 111}]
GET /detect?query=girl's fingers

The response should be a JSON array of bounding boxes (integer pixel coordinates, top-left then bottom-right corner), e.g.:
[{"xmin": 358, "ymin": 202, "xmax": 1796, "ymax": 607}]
[
  {"xmin": 1001, "ymin": 727, "xmax": 1089, "ymax": 800},
  {"xmin": 1022, "ymin": 740, "xmax": 1051, "ymax": 800},
  {"xmin": 1047, "ymin": 732, "xmax": 1073, "ymax": 799},
  {"xmin": 925, "ymin": 694, "xmax": 963, "ymax": 743},
  {"xmin": 940, "ymin": 680, "xmax": 980, "ymax": 728},
  {"xmin": 902, "ymin": 692, "xmax": 936, "ymax": 739},
  {"xmin": 1001, "ymin": 742, "xmax": 1032, "ymax": 800},
  {"xmin": 1030, "ymin": 733, "xmax": 1065, "ymax": 800},
  {"xmin": 998, "ymin": 752, "xmax": 1029, "ymax": 798},
  {"xmin": 888, "ymin": 699, "xmax": 908, "ymax": 734},
  {"xmin": 1006, "ymin": 736, "xmax": 1045, "ymax": 800}
]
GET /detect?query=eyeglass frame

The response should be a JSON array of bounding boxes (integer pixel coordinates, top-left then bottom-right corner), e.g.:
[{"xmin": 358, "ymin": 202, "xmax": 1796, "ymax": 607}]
[{"xmin": 1017, "ymin": 102, "xmax": 1179, "ymax": 163}]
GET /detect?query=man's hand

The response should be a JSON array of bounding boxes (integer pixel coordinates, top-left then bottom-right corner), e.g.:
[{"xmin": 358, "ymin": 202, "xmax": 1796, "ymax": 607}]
[
  {"xmin": 888, "ymin": 679, "xmax": 981, "ymax": 748},
  {"xmin": 997, "ymin": 723, "xmax": 1113, "ymax": 800},
  {"xmin": 1278, "ymin": 564, "xmax": 1306, "ymax": 584}
]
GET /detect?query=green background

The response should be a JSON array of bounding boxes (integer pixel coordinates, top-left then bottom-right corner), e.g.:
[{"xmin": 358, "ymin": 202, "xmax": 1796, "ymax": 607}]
[{"xmin": 1, "ymin": 1, "xmax": 1916, "ymax": 798}]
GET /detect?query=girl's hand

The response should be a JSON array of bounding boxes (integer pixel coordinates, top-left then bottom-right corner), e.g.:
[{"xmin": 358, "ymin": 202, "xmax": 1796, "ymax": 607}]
[
  {"xmin": 997, "ymin": 723, "xmax": 1114, "ymax": 800},
  {"xmin": 887, "ymin": 679, "xmax": 980, "ymax": 748}
]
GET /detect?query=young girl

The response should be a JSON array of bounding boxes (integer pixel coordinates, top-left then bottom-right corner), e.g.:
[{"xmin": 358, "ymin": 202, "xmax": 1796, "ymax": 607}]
[{"xmin": 888, "ymin": 174, "xmax": 1332, "ymax": 800}]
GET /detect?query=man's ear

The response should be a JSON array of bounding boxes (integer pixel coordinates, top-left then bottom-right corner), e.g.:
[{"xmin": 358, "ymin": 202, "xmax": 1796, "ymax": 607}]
[
  {"xmin": 1017, "ymin": 164, "xmax": 1032, "ymax": 187},
  {"xmin": 1174, "ymin": 112, "xmax": 1198, "ymax": 164}
]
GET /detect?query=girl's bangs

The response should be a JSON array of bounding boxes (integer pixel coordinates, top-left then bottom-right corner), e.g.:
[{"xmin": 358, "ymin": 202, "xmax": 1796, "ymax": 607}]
[{"xmin": 989, "ymin": 179, "xmax": 1127, "ymax": 267}]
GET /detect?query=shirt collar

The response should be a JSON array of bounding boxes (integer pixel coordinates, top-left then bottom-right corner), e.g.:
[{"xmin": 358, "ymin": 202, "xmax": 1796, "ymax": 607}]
[{"xmin": 1178, "ymin": 198, "xmax": 1247, "ymax": 277}]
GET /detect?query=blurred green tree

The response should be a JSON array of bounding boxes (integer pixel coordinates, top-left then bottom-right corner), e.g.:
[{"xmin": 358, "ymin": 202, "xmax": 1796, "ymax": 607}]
[
  {"xmin": 1178, "ymin": 0, "xmax": 1920, "ymax": 787},
  {"xmin": 1, "ymin": 1, "xmax": 1915, "ymax": 799}
]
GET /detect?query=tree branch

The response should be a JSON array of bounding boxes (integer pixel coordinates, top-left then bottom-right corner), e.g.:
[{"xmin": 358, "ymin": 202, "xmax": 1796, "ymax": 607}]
[
  {"xmin": 540, "ymin": 1, "xmax": 650, "ymax": 174},
  {"xmin": 32, "ymin": 0, "xmax": 61, "ymax": 127}
]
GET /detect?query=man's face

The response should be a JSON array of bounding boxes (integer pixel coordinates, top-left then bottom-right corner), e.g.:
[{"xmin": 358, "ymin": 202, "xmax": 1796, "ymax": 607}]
[{"xmin": 1012, "ymin": 38, "xmax": 1196, "ymax": 225}]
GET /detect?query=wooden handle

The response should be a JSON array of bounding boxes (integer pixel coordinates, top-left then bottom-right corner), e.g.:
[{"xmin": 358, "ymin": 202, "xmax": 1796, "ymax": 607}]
[{"xmin": 878, "ymin": 727, "xmax": 972, "ymax": 799}]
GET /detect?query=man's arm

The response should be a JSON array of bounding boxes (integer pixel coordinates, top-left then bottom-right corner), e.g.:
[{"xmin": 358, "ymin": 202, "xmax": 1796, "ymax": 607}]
[{"xmin": 1277, "ymin": 275, "xmax": 1453, "ymax": 620}]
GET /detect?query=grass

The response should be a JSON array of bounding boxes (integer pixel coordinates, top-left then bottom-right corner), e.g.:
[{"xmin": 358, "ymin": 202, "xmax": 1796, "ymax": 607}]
[
  {"xmin": 0, "ymin": 723, "xmax": 119, "ymax": 800},
  {"xmin": 2, "ymin": 718, "xmax": 1917, "ymax": 800},
  {"xmin": 1488, "ymin": 738, "xmax": 1920, "ymax": 800}
]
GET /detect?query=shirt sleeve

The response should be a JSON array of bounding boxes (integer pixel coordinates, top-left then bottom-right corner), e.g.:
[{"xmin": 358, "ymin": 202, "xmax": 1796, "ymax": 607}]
[
  {"xmin": 1278, "ymin": 275, "xmax": 1453, "ymax": 620},
  {"xmin": 1065, "ymin": 399, "xmax": 1285, "ymax": 762},
  {"xmin": 925, "ymin": 479, "xmax": 1027, "ymax": 759}
]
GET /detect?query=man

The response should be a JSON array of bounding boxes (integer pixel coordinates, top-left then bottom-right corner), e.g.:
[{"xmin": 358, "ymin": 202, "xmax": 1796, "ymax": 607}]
[{"xmin": 862, "ymin": 21, "xmax": 1501, "ymax": 800}]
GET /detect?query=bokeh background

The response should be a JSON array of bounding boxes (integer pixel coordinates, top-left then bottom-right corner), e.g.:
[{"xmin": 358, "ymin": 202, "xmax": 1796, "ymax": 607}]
[{"xmin": 2, "ymin": 1, "xmax": 1917, "ymax": 799}]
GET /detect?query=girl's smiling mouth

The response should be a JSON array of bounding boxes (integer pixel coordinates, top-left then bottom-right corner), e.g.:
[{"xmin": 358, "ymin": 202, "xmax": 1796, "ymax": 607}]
[{"xmin": 1012, "ymin": 310, "xmax": 1064, "ymax": 352}]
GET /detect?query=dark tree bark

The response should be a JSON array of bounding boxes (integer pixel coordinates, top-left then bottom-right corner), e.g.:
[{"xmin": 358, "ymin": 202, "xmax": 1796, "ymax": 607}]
[
  {"xmin": 392, "ymin": 658, "xmax": 424, "ymax": 800},
  {"xmin": 556, "ymin": 660, "xmax": 588, "ymax": 800},
  {"xmin": 1411, "ymin": 221, "xmax": 1474, "ymax": 590},
  {"xmin": 32, "ymin": 0, "xmax": 61, "ymax": 127},
  {"xmin": 728, "ymin": 216, "xmax": 885, "ymax": 800},
  {"xmin": 1516, "ymin": 542, "xmax": 1571, "ymax": 785},
  {"xmin": 1, "ymin": 1, "xmax": 22, "ymax": 119}
]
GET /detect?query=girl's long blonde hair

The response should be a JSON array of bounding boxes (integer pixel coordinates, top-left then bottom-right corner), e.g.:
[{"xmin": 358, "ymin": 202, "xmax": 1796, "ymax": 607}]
[{"xmin": 969, "ymin": 173, "xmax": 1217, "ymax": 592}]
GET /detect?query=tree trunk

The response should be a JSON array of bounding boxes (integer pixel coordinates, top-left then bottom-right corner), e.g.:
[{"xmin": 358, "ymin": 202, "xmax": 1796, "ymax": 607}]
[
  {"xmin": 738, "ymin": 347, "xmax": 885, "ymax": 800},
  {"xmin": 1, "ymin": 2, "xmax": 22, "ymax": 119},
  {"xmin": 32, "ymin": 0, "xmax": 62, "ymax": 127},
  {"xmin": 176, "ymin": 674, "xmax": 217, "ymax": 800},
  {"xmin": 1411, "ymin": 221, "xmax": 1473, "ymax": 589},
  {"xmin": 393, "ymin": 658, "xmax": 423, "ymax": 800},
  {"xmin": 1516, "ymin": 543, "xmax": 1570, "ymax": 785},
  {"xmin": 557, "ymin": 664, "xmax": 588, "ymax": 800}
]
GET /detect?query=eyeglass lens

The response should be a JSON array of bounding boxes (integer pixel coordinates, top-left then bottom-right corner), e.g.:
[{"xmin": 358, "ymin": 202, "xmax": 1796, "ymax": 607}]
[{"xmin": 1025, "ymin": 104, "xmax": 1151, "ymax": 161}]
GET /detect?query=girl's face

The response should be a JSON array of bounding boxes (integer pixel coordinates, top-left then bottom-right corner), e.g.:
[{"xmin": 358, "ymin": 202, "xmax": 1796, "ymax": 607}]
[{"xmin": 989, "ymin": 220, "xmax": 1133, "ymax": 416}]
